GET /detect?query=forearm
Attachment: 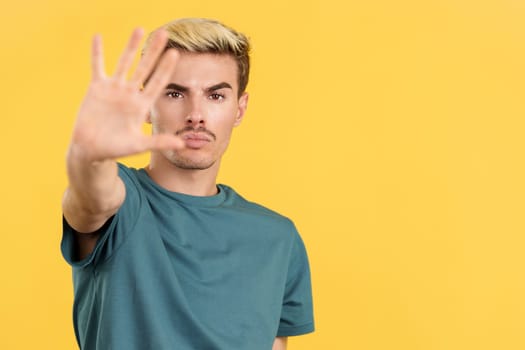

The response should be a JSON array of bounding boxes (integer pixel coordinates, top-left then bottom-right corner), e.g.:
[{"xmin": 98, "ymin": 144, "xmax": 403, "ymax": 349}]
[
  {"xmin": 63, "ymin": 143, "xmax": 125, "ymax": 233},
  {"xmin": 272, "ymin": 337, "xmax": 287, "ymax": 350}
]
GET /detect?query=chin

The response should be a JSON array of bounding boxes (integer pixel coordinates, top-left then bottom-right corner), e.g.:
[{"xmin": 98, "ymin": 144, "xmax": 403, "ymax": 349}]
[
  {"xmin": 170, "ymin": 157, "xmax": 216, "ymax": 170},
  {"xmin": 161, "ymin": 149, "xmax": 219, "ymax": 171}
]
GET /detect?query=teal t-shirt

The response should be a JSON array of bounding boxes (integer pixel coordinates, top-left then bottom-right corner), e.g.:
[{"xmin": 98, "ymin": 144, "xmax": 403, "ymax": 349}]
[{"xmin": 62, "ymin": 164, "xmax": 314, "ymax": 349}]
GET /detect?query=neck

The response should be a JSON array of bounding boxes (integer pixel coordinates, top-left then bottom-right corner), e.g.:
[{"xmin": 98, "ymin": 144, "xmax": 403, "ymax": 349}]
[{"xmin": 145, "ymin": 154, "xmax": 221, "ymax": 197}]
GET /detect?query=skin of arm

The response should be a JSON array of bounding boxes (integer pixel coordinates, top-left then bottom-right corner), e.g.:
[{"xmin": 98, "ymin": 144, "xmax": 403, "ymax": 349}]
[
  {"xmin": 272, "ymin": 337, "xmax": 288, "ymax": 350},
  {"xmin": 62, "ymin": 152, "xmax": 124, "ymax": 233},
  {"xmin": 62, "ymin": 155, "xmax": 125, "ymax": 259}
]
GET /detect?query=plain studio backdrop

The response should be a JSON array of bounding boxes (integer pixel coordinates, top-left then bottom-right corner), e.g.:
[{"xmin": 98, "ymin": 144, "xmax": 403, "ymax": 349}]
[{"xmin": 1, "ymin": 0, "xmax": 524, "ymax": 349}]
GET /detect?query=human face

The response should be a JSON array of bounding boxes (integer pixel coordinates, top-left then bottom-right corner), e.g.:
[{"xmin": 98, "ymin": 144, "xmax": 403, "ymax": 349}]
[{"xmin": 149, "ymin": 52, "xmax": 248, "ymax": 170}]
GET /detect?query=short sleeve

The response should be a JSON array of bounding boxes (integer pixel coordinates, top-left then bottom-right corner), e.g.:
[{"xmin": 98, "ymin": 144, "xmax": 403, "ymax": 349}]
[
  {"xmin": 277, "ymin": 230, "xmax": 315, "ymax": 336},
  {"xmin": 61, "ymin": 163, "xmax": 143, "ymax": 268}
]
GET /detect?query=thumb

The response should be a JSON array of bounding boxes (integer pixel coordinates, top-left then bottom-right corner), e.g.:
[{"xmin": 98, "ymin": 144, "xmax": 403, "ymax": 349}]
[{"xmin": 142, "ymin": 134, "xmax": 185, "ymax": 151}]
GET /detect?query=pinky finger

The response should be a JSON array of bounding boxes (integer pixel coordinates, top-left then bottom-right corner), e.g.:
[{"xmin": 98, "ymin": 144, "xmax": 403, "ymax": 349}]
[{"xmin": 91, "ymin": 34, "xmax": 106, "ymax": 80}]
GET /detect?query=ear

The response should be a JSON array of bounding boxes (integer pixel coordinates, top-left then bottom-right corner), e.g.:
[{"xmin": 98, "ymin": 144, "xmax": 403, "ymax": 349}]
[
  {"xmin": 234, "ymin": 92, "xmax": 249, "ymax": 127},
  {"xmin": 146, "ymin": 110, "xmax": 152, "ymax": 124}
]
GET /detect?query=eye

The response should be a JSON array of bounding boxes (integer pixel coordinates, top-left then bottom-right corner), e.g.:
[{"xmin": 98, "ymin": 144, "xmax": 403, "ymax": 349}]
[
  {"xmin": 209, "ymin": 93, "xmax": 225, "ymax": 101},
  {"xmin": 166, "ymin": 91, "xmax": 183, "ymax": 99}
]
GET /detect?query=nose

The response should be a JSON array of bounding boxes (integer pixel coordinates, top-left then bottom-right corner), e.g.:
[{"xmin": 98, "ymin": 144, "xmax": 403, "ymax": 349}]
[{"xmin": 185, "ymin": 97, "xmax": 205, "ymax": 126}]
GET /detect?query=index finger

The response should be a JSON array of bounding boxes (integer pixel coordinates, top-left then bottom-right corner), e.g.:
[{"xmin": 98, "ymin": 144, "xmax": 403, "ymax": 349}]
[
  {"xmin": 131, "ymin": 29, "xmax": 170, "ymax": 85},
  {"xmin": 142, "ymin": 49, "xmax": 179, "ymax": 100}
]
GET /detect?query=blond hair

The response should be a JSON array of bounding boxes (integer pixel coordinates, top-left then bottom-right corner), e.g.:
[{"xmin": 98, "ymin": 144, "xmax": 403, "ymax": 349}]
[{"xmin": 145, "ymin": 18, "xmax": 251, "ymax": 96}]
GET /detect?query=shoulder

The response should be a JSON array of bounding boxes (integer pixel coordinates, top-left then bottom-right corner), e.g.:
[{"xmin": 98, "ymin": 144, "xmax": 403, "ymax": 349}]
[
  {"xmin": 116, "ymin": 163, "xmax": 148, "ymax": 197},
  {"xmin": 117, "ymin": 163, "xmax": 140, "ymax": 183},
  {"xmin": 114, "ymin": 163, "xmax": 148, "ymax": 217},
  {"xmin": 219, "ymin": 184, "xmax": 298, "ymax": 230}
]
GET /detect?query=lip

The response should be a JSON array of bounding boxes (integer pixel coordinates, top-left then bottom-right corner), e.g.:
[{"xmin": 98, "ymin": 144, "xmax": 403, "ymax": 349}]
[
  {"xmin": 182, "ymin": 132, "xmax": 211, "ymax": 149},
  {"xmin": 182, "ymin": 133, "xmax": 212, "ymax": 142}
]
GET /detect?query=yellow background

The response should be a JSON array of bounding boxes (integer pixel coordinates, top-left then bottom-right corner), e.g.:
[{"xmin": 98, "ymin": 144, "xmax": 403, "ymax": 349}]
[{"xmin": 1, "ymin": 0, "xmax": 524, "ymax": 349}]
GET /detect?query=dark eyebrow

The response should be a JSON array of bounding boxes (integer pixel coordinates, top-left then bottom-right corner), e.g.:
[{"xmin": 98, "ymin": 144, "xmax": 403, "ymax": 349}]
[
  {"xmin": 165, "ymin": 83, "xmax": 188, "ymax": 92},
  {"xmin": 164, "ymin": 82, "xmax": 232, "ymax": 93},
  {"xmin": 205, "ymin": 82, "xmax": 232, "ymax": 93}
]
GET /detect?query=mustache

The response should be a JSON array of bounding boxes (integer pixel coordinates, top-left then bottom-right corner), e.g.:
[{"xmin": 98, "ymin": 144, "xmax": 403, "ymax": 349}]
[{"xmin": 175, "ymin": 126, "xmax": 217, "ymax": 141}]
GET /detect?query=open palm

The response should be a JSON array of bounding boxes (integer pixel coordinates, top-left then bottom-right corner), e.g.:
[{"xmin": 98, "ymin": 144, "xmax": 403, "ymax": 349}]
[{"xmin": 72, "ymin": 28, "xmax": 183, "ymax": 162}]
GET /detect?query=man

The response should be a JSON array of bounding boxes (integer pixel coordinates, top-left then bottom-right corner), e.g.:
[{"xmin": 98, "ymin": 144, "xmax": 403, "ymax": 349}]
[{"xmin": 61, "ymin": 18, "xmax": 314, "ymax": 350}]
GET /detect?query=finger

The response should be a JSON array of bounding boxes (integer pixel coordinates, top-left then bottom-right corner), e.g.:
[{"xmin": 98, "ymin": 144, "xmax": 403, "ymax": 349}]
[
  {"xmin": 91, "ymin": 34, "xmax": 105, "ymax": 80},
  {"xmin": 131, "ymin": 29, "xmax": 169, "ymax": 85},
  {"xmin": 142, "ymin": 49, "xmax": 179, "ymax": 100},
  {"xmin": 113, "ymin": 28, "xmax": 144, "ymax": 81}
]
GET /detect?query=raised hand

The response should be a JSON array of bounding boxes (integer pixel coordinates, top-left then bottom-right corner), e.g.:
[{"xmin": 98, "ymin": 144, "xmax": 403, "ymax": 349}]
[{"xmin": 71, "ymin": 28, "xmax": 183, "ymax": 162}]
